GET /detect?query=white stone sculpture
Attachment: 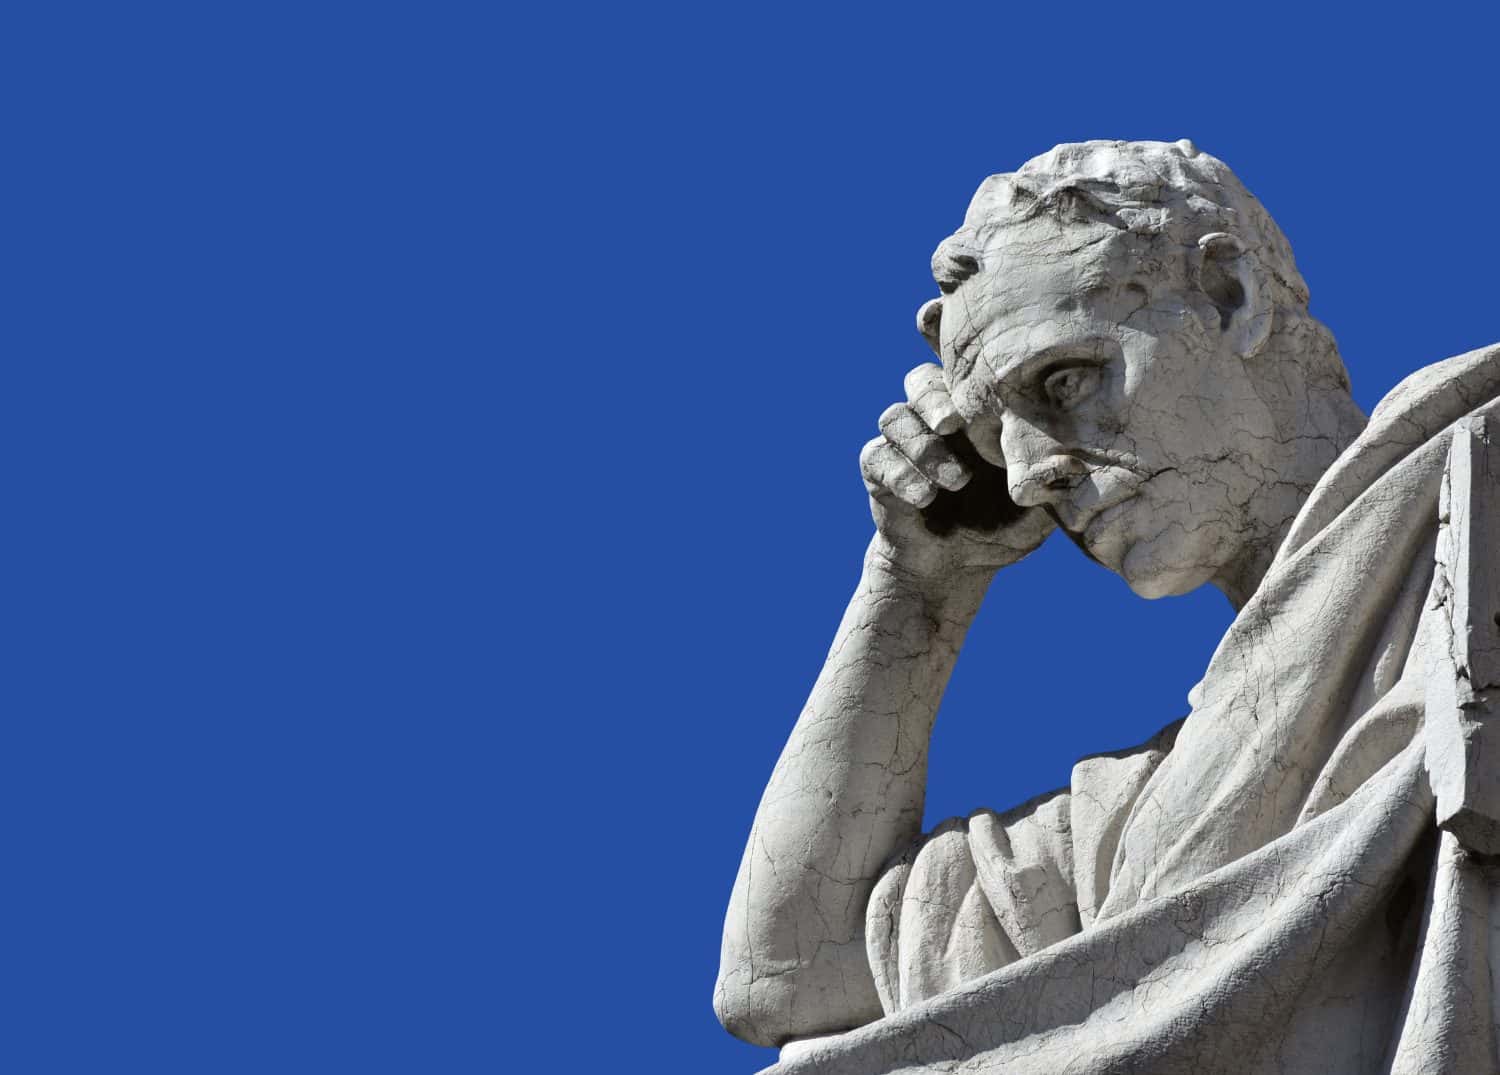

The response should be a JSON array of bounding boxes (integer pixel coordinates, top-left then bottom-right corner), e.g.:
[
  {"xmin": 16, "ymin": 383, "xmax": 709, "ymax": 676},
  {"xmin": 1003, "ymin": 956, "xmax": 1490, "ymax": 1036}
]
[{"xmin": 714, "ymin": 139, "xmax": 1500, "ymax": 1074}]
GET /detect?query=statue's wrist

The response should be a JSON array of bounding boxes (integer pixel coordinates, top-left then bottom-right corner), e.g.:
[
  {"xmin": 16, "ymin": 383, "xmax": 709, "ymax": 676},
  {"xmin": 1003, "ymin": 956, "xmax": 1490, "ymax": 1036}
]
[{"xmin": 863, "ymin": 536, "xmax": 995, "ymax": 612}]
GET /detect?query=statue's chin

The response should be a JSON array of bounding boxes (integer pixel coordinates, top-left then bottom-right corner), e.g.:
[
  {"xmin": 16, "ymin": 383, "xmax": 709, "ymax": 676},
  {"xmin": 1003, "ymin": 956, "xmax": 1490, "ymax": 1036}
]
[{"xmin": 1118, "ymin": 540, "xmax": 1218, "ymax": 600}]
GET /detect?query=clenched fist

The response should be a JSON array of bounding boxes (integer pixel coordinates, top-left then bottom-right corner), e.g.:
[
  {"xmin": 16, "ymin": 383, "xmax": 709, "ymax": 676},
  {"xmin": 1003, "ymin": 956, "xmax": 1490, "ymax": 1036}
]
[{"xmin": 861, "ymin": 363, "xmax": 1055, "ymax": 581}]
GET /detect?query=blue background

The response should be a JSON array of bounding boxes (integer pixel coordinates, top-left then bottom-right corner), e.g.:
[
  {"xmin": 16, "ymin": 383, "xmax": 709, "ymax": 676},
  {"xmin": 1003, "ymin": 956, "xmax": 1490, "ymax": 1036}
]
[{"xmin": 12, "ymin": 3, "xmax": 1500, "ymax": 1071}]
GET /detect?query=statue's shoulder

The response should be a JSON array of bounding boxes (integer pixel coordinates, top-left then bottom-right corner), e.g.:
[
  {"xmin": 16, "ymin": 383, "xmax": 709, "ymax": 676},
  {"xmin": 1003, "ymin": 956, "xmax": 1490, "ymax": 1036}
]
[
  {"xmin": 1368, "ymin": 342, "xmax": 1500, "ymax": 428},
  {"xmin": 1280, "ymin": 343, "xmax": 1500, "ymax": 561},
  {"xmin": 1282, "ymin": 345, "xmax": 1500, "ymax": 559}
]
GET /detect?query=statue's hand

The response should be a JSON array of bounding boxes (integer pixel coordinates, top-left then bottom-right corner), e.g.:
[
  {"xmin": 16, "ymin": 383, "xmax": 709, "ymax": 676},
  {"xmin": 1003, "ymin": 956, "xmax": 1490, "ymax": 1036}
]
[{"xmin": 861, "ymin": 363, "xmax": 1055, "ymax": 582}]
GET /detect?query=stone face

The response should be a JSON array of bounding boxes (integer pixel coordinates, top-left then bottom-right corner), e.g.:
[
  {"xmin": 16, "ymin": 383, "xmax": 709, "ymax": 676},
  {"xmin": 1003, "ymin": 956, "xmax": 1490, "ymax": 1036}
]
[{"xmin": 713, "ymin": 139, "xmax": 1500, "ymax": 1073}]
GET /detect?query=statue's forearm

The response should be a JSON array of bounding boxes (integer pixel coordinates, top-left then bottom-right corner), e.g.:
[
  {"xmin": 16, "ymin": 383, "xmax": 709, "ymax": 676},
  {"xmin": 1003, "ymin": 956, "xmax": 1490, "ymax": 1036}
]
[{"xmin": 714, "ymin": 539, "xmax": 991, "ymax": 1047}]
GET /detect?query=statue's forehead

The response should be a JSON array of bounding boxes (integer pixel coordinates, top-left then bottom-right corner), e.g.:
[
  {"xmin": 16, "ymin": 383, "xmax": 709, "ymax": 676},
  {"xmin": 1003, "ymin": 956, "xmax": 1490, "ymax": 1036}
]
[
  {"xmin": 941, "ymin": 245, "xmax": 1122, "ymax": 347},
  {"xmin": 943, "ymin": 276, "xmax": 1086, "ymax": 358},
  {"xmin": 935, "ymin": 218, "xmax": 1187, "ymax": 403},
  {"xmin": 938, "ymin": 236, "xmax": 1163, "ymax": 405}
]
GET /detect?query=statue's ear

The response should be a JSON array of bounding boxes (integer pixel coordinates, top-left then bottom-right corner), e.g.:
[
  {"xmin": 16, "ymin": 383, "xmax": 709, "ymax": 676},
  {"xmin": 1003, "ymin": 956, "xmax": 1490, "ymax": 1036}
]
[
  {"xmin": 916, "ymin": 298, "xmax": 943, "ymax": 358},
  {"xmin": 1197, "ymin": 233, "xmax": 1273, "ymax": 359}
]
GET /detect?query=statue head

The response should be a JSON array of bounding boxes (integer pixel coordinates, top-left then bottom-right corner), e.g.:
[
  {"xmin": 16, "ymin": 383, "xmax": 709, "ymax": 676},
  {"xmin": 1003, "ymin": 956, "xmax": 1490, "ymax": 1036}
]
[{"xmin": 919, "ymin": 139, "xmax": 1364, "ymax": 605}]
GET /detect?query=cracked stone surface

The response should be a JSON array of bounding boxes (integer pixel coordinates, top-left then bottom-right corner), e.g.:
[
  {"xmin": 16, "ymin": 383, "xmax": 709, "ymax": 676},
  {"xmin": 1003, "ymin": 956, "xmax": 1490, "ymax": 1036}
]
[{"xmin": 713, "ymin": 140, "xmax": 1500, "ymax": 1073}]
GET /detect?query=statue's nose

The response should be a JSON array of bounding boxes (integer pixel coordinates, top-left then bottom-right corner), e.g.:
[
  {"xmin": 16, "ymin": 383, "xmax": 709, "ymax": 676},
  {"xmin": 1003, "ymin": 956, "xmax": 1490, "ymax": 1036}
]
[{"xmin": 1008, "ymin": 453, "xmax": 1088, "ymax": 507}]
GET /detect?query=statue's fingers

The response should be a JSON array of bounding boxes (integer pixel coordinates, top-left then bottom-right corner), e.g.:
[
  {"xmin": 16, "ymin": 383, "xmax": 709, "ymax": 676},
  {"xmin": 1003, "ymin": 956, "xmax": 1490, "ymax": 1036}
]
[
  {"xmin": 878, "ymin": 404, "xmax": 969, "ymax": 491},
  {"xmin": 903, "ymin": 364, "xmax": 964, "ymax": 436},
  {"xmin": 860, "ymin": 436, "xmax": 937, "ymax": 508}
]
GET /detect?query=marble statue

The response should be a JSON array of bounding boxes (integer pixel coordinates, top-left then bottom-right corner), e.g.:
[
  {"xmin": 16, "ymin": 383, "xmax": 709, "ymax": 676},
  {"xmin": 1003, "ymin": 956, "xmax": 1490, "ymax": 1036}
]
[{"xmin": 714, "ymin": 139, "xmax": 1500, "ymax": 1074}]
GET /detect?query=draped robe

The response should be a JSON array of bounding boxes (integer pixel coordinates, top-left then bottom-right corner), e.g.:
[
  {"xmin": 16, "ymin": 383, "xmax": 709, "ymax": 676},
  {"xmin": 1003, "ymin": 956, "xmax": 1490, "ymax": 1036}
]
[{"xmin": 768, "ymin": 344, "xmax": 1500, "ymax": 1075}]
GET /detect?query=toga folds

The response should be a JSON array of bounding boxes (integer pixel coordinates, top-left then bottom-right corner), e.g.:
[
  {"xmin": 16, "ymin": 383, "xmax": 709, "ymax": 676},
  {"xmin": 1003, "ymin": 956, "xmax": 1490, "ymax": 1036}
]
[{"xmin": 768, "ymin": 344, "xmax": 1500, "ymax": 1075}]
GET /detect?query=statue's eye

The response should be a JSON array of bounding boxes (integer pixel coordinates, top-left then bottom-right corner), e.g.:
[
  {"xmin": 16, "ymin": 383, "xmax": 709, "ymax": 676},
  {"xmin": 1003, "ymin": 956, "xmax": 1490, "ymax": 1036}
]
[{"xmin": 1042, "ymin": 365, "xmax": 1100, "ymax": 410}]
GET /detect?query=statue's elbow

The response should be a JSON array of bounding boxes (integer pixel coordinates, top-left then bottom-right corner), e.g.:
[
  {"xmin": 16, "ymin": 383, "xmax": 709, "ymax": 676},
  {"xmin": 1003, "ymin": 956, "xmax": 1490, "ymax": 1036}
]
[
  {"xmin": 714, "ymin": 867, "xmax": 884, "ymax": 1045},
  {"xmin": 713, "ymin": 964, "xmax": 786, "ymax": 1048},
  {"xmin": 713, "ymin": 955, "xmax": 880, "ymax": 1049}
]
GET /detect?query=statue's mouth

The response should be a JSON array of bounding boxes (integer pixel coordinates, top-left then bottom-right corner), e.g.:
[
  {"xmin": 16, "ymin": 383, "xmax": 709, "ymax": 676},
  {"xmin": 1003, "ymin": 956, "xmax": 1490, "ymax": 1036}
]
[
  {"xmin": 1050, "ymin": 489, "xmax": 1139, "ymax": 573},
  {"xmin": 1079, "ymin": 494, "xmax": 1138, "ymax": 547},
  {"xmin": 1052, "ymin": 464, "xmax": 1142, "ymax": 540}
]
